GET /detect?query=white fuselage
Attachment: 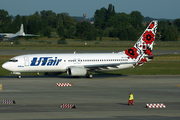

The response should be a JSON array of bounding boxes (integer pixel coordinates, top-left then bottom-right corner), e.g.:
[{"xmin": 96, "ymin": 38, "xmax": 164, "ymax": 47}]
[
  {"xmin": 0, "ymin": 34, "xmax": 20, "ymax": 41},
  {"xmin": 2, "ymin": 52, "xmax": 135, "ymax": 74}
]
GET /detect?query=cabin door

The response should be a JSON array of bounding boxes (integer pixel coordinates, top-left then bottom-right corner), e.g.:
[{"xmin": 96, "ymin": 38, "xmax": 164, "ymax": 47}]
[{"xmin": 24, "ymin": 57, "xmax": 29, "ymax": 66}]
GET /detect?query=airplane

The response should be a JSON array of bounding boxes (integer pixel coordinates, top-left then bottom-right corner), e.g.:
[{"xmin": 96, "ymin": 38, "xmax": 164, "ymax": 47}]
[
  {"xmin": 2, "ymin": 21, "xmax": 158, "ymax": 78},
  {"xmin": 0, "ymin": 24, "xmax": 39, "ymax": 41}
]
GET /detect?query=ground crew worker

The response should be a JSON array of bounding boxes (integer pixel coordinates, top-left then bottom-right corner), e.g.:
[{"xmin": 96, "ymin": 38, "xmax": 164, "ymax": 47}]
[{"xmin": 128, "ymin": 92, "xmax": 134, "ymax": 105}]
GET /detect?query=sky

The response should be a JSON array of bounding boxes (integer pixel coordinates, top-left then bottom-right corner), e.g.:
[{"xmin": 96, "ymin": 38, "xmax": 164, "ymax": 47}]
[{"xmin": 1, "ymin": 0, "xmax": 180, "ymax": 19}]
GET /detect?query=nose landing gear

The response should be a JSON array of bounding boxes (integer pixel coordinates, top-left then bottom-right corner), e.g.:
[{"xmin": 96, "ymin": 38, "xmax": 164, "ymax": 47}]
[
  {"xmin": 11, "ymin": 72, "xmax": 21, "ymax": 79},
  {"xmin": 17, "ymin": 75, "xmax": 21, "ymax": 79}
]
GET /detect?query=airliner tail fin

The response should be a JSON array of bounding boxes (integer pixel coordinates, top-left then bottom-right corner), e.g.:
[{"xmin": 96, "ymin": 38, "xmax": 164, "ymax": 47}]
[
  {"xmin": 15, "ymin": 24, "xmax": 25, "ymax": 36},
  {"xmin": 124, "ymin": 21, "xmax": 158, "ymax": 66}
]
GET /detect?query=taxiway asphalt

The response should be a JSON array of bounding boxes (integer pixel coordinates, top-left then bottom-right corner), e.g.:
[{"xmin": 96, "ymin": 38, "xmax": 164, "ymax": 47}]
[{"xmin": 0, "ymin": 75, "xmax": 180, "ymax": 120}]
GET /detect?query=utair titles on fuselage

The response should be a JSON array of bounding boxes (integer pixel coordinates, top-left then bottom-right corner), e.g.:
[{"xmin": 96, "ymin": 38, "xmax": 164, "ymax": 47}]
[
  {"xmin": 2, "ymin": 21, "xmax": 158, "ymax": 79},
  {"xmin": 30, "ymin": 57, "xmax": 62, "ymax": 66}
]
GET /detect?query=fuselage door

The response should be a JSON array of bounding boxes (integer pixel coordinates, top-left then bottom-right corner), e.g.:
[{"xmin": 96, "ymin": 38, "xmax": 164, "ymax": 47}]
[{"xmin": 24, "ymin": 57, "xmax": 29, "ymax": 66}]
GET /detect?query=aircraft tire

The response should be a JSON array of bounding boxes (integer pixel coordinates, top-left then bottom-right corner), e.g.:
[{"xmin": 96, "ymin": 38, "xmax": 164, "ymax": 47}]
[
  {"xmin": 86, "ymin": 74, "xmax": 93, "ymax": 78},
  {"xmin": 89, "ymin": 74, "xmax": 93, "ymax": 78}
]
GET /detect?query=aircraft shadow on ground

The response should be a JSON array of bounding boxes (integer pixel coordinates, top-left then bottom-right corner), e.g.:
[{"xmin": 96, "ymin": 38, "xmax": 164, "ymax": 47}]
[{"xmin": 0, "ymin": 74, "xmax": 128, "ymax": 79}]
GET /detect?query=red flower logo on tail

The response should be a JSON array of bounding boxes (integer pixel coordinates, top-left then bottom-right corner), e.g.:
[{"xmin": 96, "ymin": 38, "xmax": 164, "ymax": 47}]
[
  {"xmin": 143, "ymin": 31, "xmax": 155, "ymax": 44},
  {"xmin": 144, "ymin": 47, "xmax": 152, "ymax": 55},
  {"xmin": 125, "ymin": 47, "xmax": 139, "ymax": 59}
]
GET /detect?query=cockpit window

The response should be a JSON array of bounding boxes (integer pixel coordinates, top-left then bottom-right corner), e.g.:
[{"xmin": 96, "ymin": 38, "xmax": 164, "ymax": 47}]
[{"xmin": 9, "ymin": 59, "xmax": 18, "ymax": 62}]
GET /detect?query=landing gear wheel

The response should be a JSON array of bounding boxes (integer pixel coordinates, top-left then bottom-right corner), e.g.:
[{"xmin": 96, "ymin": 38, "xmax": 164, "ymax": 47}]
[
  {"xmin": 17, "ymin": 75, "xmax": 21, "ymax": 79},
  {"xmin": 86, "ymin": 71, "xmax": 93, "ymax": 78},
  {"xmin": 89, "ymin": 74, "xmax": 93, "ymax": 78},
  {"xmin": 86, "ymin": 74, "xmax": 93, "ymax": 78}
]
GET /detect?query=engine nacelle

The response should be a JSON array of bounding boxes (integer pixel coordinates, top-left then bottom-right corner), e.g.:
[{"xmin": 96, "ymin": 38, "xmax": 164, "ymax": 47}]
[{"xmin": 67, "ymin": 67, "xmax": 87, "ymax": 76}]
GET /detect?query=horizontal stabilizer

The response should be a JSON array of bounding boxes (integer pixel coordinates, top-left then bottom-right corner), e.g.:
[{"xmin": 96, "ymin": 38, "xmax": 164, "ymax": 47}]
[{"xmin": 21, "ymin": 34, "xmax": 40, "ymax": 37}]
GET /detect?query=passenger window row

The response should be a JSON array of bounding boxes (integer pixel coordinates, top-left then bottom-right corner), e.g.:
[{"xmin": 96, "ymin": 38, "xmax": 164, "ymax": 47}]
[{"xmin": 68, "ymin": 59, "xmax": 128, "ymax": 62}]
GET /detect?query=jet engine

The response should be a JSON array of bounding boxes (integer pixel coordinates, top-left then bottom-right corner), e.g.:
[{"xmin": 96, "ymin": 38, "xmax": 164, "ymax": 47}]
[{"xmin": 67, "ymin": 67, "xmax": 87, "ymax": 76}]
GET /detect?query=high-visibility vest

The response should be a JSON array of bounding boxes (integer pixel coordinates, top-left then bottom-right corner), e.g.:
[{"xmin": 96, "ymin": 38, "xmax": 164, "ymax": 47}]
[{"xmin": 129, "ymin": 94, "xmax": 134, "ymax": 100}]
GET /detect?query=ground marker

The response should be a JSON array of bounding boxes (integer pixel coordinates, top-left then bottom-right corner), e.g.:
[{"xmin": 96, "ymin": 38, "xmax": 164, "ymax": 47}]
[
  {"xmin": 60, "ymin": 104, "xmax": 76, "ymax": 109},
  {"xmin": 56, "ymin": 83, "xmax": 72, "ymax": 87},
  {"xmin": 1, "ymin": 99, "xmax": 16, "ymax": 104},
  {"xmin": 146, "ymin": 103, "xmax": 166, "ymax": 108}
]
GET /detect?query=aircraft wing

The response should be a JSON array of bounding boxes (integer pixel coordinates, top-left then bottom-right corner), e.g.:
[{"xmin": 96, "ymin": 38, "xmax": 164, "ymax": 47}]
[
  {"xmin": 0, "ymin": 33, "xmax": 39, "ymax": 37},
  {"xmin": 84, "ymin": 62, "xmax": 136, "ymax": 70}
]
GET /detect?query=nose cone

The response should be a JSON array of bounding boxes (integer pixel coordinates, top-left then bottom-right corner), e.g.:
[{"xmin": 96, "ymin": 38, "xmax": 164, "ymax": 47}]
[{"xmin": 2, "ymin": 62, "xmax": 10, "ymax": 70}]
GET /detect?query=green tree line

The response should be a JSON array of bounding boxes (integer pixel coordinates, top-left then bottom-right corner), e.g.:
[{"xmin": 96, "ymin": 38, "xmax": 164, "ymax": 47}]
[{"xmin": 0, "ymin": 4, "xmax": 180, "ymax": 41}]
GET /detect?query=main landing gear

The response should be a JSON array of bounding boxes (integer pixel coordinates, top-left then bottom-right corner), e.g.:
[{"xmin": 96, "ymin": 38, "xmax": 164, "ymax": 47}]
[{"xmin": 86, "ymin": 71, "xmax": 93, "ymax": 78}]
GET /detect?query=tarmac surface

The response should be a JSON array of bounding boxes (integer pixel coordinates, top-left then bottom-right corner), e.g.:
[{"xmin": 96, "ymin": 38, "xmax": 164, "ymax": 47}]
[{"xmin": 0, "ymin": 75, "xmax": 180, "ymax": 120}]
